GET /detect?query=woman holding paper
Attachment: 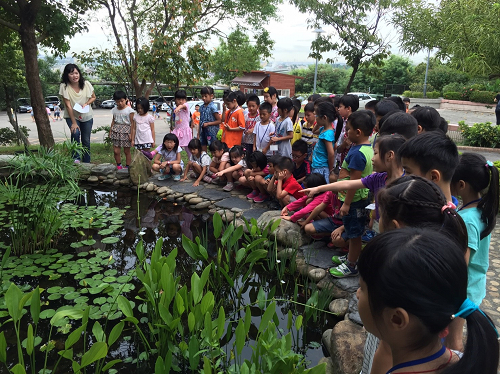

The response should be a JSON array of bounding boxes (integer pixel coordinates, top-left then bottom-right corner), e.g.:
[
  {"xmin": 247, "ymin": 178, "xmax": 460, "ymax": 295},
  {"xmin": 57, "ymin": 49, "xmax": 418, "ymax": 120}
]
[{"xmin": 59, "ymin": 64, "xmax": 96, "ymax": 163}]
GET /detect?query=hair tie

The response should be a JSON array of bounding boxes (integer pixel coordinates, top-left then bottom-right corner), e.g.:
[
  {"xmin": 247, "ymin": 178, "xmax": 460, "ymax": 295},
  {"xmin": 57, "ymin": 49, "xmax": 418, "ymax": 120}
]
[
  {"xmin": 452, "ymin": 298, "xmax": 499, "ymax": 339},
  {"xmin": 486, "ymin": 160, "xmax": 493, "ymax": 168},
  {"xmin": 441, "ymin": 202, "xmax": 456, "ymax": 213}
]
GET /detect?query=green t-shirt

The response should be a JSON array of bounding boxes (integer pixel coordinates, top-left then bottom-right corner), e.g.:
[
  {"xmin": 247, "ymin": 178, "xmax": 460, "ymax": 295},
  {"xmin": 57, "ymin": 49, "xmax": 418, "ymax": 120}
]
[{"xmin": 339, "ymin": 144, "xmax": 373, "ymax": 203}]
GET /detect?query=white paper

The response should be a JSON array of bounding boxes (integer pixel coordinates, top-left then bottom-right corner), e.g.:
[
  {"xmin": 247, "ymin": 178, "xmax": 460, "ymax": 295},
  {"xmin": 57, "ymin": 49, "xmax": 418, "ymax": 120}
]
[
  {"xmin": 73, "ymin": 103, "xmax": 90, "ymax": 113},
  {"xmin": 270, "ymin": 144, "xmax": 278, "ymax": 151}
]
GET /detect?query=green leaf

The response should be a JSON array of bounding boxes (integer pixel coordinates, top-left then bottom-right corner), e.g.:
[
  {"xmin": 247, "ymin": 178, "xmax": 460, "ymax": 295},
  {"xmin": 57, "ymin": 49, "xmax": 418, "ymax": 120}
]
[
  {"xmin": 101, "ymin": 237, "xmax": 119, "ymax": 244},
  {"xmin": 98, "ymin": 228, "xmax": 114, "ymax": 235},
  {"xmin": 245, "ymin": 249, "xmax": 268, "ymax": 265},
  {"xmin": 92, "ymin": 321, "xmax": 105, "ymax": 342},
  {"xmin": 216, "ymin": 306, "xmax": 225, "ymax": 340},
  {"xmin": 65, "ymin": 324, "xmax": 86, "ymax": 350},
  {"xmin": 257, "ymin": 286, "xmax": 266, "ymax": 309},
  {"xmin": 108, "ymin": 322, "xmax": 124, "ymax": 347},
  {"xmin": 235, "ymin": 248, "xmax": 246, "ymax": 263},
  {"xmin": 203, "ymin": 356, "xmax": 212, "ymax": 374},
  {"xmin": 10, "ymin": 364, "xmax": 26, "ymax": 374},
  {"xmin": 191, "ymin": 272, "xmax": 201, "ymax": 304},
  {"xmin": 221, "ymin": 225, "xmax": 234, "ymax": 246},
  {"xmin": 5, "ymin": 283, "xmax": 22, "ymax": 323},
  {"xmin": 175, "ymin": 293, "xmax": 185, "ymax": 315},
  {"xmin": 182, "ymin": 234, "xmax": 201, "ymax": 260},
  {"xmin": 295, "ymin": 315, "xmax": 303, "ymax": 331},
  {"xmin": 81, "ymin": 239, "xmax": 96, "ymax": 246},
  {"xmin": 188, "ymin": 336, "xmax": 200, "ymax": 370},
  {"xmin": 39, "ymin": 309, "xmax": 56, "ymax": 319},
  {"xmin": 229, "ymin": 225, "xmax": 244, "ymax": 248},
  {"xmin": 50, "ymin": 308, "xmax": 83, "ymax": 326},
  {"xmin": 117, "ymin": 296, "xmax": 134, "ymax": 318},
  {"xmin": 0, "ymin": 332, "xmax": 6, "ymax": 363},
  {"xmin": 287, "ymin": 310, "xmax": 293, "ymax": 330},
  {"xmin": 26, "ymin": 324, "xmax": 34, "ymax": 355},
  {"xmin": 80, "ymin": 342, "xmax": 107, "ymax": 368},
  {"xmin": 188, "ymin": 312, "xmax": 195, "ymax": 332},
  {"xmin": 244, "ymin": 306, "xmax": 251, "ymax": 335},
  {"xmin": 213, "ymin": 212, "xmax": 222, "ymax": 238},
  {"xmin": 235, "ymin": 319, "xmax": 245, "ymax": 355},
  {"xmin": 200, "ymin": 292, "xmax": 214, "ymax": 315},
  {"xmin": 304, "ymin": 363, "xmax": 327, "ymax": 374},
  {"xmin": 258, "ymin": 302, "xmax": 276, "ymax": 334},
  {"xmin": 101, "ymin": 359, "xmax": 122, "ymax": 373},
  {"xmin": 270, "ymin": 218, "xmax": 281, "ymax": 232},
  {"xmin": 30, "ymin": 287, "xmax": 41, "ymax": 325}
]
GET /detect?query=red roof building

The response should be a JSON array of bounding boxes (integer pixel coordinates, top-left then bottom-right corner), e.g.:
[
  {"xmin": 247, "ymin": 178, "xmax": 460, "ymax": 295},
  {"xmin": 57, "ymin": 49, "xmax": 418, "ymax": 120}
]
[{"xmin": 231, "ymin": 71, "xmax": 303, "ymax": 97}]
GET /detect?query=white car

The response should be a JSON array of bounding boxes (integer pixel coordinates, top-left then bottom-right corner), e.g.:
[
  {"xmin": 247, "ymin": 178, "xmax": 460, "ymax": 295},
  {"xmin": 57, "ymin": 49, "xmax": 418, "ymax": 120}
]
[
  {"xmin": 100, "ymin": 100, "xmax": 116, "ymax": 109},
  {"xmin": 187, "ymin": 100, "xmax": 224, "ymax": 115},
  {"xmin": 348, "ymin": 92, "xmax": 376, "ymax": 107}
]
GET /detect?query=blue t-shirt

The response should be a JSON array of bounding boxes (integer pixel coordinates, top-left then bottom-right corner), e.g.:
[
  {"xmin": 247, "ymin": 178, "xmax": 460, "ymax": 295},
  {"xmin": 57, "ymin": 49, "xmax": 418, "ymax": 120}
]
[
  {"xmin": 199, "ymin": 102, "xmax": 218, "ymax": 127},
  {"xmin": 311, "ymin": 126, "xmax": 335, "ymax": 169},
  {"xmin": 459, "ymin": 207, "xmax": 490, "ymax": 305}
]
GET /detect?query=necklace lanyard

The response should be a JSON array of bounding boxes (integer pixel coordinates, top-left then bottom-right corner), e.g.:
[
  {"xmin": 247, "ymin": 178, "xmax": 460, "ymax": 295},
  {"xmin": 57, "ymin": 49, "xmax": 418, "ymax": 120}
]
[
  {"xmin": 386, "ymin": 346, "xmax": 446, "ymax": 374},
  {"xmin": 458, "ymin": 198, "xmax": 481, "ymax": 211},
  {"xmin": 259, "ymin": 124, "xmax": 271, "ymax": 148}
]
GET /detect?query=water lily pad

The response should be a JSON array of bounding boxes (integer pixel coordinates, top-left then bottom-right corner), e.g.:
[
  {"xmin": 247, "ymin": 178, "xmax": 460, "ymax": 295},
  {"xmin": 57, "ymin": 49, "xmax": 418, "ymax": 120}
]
[
  {"xmin": 48, "ymin": 264, "xmax": 62, "ymax": 270},
  {"xmin": 74, "ymin": 273, "xmax": 86, "ymax": 280},
  {"xmin": 102, "ymin": 258, "xmax": 115, "ymax": 265},
  {"xmin": 93, "ymin": 297, "xmax": 107, "ymax": 305},
  {"xmin": 48, "ymin": 274, "xmax": 61, "ymax": 280},
  {"xmin": 81, "ymin": 239, "xmax": 96, "ymax": 246},
  {"xmin": 77, "ymin": 252, "xmax": 89, "ymax": 257},
  {"xmin": 96, "ymin": 250, "xmax": 111, "ymax": 258},
  {"xmin": 109, "ymin": 225, "xmax": 121, "ymax": 230},
  {"xmin": 116, "ymin": 275, "xmax": 129, "ymax": 283},
  {"xmin": 57, "ymin": 267, "xmax": 71, "ymax": 274},
  {"xmin": 39, "ymin": 309, "xmax": 56, "ymax": 319},
  {"xmin": 74, "ymin": 296, "xmax": 89, "ymax": 304},
  {"xmin": 69, "ymin": 268, "xmax": 80, "ymax": 274},
  {"xmin": 64, "ymin": 292, "xmax": 80, "ymax": 301},
  {"xmin": 42, "ymin": 270, "xmax": 55, "ymax": 276},
  {"xmin": 60, "ymin": 287, "xmax": 75, "ymax": 294},
  {"xmin": 101, "ymin": 237, "xmax": 119, "ymax": 244},
  {"xmin": 106, "ymin": 311, "xmax": 123, "ymax": 320},
  {"xmin": 121, "ymin": 284, "xmax": 135, "ymax": 292},
  {"xmin": 98, "ymin": 228, "xmax": 114, "ymax": 235},
  {"xmin": 104, "ymin": 269, "xmax": 118, "ymax": 277},
  {"xmin": 47, "ymin": 286, "xmax": 61, "ymax": 294},
  {"xmin": 61, "ymin": 254, "xmax": 74, "ymax": 260},
  {"xmin": 102, "ymin": 276, "xmax": 116, "ymax": 283},
  {"xmin": 48, "ymin": 293, "xmax": 61, "ymax": 300},
  {"xmin": 92, "ymin": 274, "xmax": 104, "ymax": 280}
]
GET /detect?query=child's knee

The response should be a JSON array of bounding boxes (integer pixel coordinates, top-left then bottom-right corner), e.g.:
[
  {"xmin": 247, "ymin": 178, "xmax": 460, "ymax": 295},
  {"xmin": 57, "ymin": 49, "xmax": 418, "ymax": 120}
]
[
  {"xmin": 152, "ymin": 164, "xmax": 160, "ymax": 171},
  {"xmin": 304, "ymin": 223, "xmax": 316, "ymax": 235},
  {"xmin": 238, "ymin": 176, "xmax": 246, "ymax": 184}
]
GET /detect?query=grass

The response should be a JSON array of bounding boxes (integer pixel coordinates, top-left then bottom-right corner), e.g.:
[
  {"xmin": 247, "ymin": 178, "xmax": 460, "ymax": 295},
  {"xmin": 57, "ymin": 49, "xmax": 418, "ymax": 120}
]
[{"xmin": 0, "ymin": 143, "xmax": 190, "ymax": 166}]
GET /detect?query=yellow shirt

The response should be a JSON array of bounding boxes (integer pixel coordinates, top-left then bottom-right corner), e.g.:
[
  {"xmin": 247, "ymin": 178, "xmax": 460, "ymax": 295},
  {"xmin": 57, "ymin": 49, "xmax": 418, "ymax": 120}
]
[
  {"xmin": 291, "ymin": 120, "xmax": 302, "ymax": 145},
  {"xmin": 59, "ymin": 80, "xmax": 94, "ymax": 122}
]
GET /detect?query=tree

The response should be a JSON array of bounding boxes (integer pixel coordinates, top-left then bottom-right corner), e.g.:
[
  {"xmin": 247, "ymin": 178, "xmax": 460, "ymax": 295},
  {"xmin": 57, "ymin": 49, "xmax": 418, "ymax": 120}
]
[
  {"xmin": 79, "ymin": 0, "xmax": 279, "ymax": 99},
  {"xmin": 209, "ymin": 29, "xmax": 271, "ymax": 85},
  {"xmin": 394, "ymin": 0, "xmax": 500, "ymax": 78},
  {"xmin": 0, "ymin": 1, "xmax": 90, "ymax": 148},
  {"xmin": 291, "ymin": 64, "xmax": 349, "ymax": 94},
  {"xmin": 291, "ymin": 0, "xmax": 393, "ymax": 94}
]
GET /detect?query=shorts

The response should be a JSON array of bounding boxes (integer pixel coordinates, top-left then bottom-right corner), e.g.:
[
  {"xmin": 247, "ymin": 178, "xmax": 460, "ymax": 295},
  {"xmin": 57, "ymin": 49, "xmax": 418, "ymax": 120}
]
[
  {"xmin": 111, "ymin": 123, "xmax": 132, "ymax": 147},
  {"xmin": 312, "ymin": 167, "xmax": 330, "ymax": 184},
  {"xmin": 341, "ymin": 199, "xmax": 369, "ymax": 239},
  {"xmin": 135, "ymin": 143, "xmax": 153, "ymax": 150},
  {"xmin": 54, "ymin": 112, "xmax": 61, "ymax": 117},
  {"xmin": 312, "ymin": 217, "xmax": 348, "ymax": 240},
  {"xmin": 199, "ymin": 124, "xmax": 219, "ymax": 146}
]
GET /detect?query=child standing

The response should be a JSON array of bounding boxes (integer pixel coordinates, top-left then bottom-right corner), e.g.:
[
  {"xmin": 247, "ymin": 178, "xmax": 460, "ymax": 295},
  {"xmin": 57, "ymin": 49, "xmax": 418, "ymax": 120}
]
[
  {"xmin": 291, "ymin": 140, "xmax": 310, "ymax": 185},
  {"xmin": 301, "ymin": 102, "xmax": 318, "ymax": 160},
  {"xmin": 291, "ymin": 98, "xmax": 302, "ymax": 145},
  {"xmin": 132, "ymin": 97, "xmax": 155, "ymax": 154},
  {"xmin": 311, "ymin": 102, "xmax": 336, "ymax": 183},
  {"xmin": 215, "ymin": 145, "xmax": 247, "ymax": 192},
  {"xmin": 253, "ymin": 102, "xmax": 275, "ymax": 156},
  {"xmin": 330, "ymin": 110, "xmax": 375, "ymax": 278},
  {"xmin": 335, "ymin": 94, "xmax": 359, "ymax": 173},
  {"xmin": 172, "ymin": 90, "xmax": 193, "ymax": 157},
  {"xmin": 198, "ymin": 86, "xmax": 222, "ymax": 152},
  {"xmin": 191, "ymin": 104, "xmax": 200, "ymax": 138},
  {"xmin": 220, "ymin": 91, "xmax": 245, "ymax": 148},
  {"xmin": 243, "ymin": 95, "xmax": 260, "ymax": 157},
  {"xmin": 151, "ymin": 133, "xmax": 183, "ymax": 181},
  {"xmin": 109, "ymin": 90, "xmax": 135, "ymax": 169},
  {"xmin": 268, "ymin": 157, "xmax": 305, "ymax": 207},
  {"xmin": 180, "ymin": 138, "xmax": 213, "ymax": 186},
  {"xmin": 263, "ymin": 86, "xmax": 279, "ymax": 123},
  {"xmin": 152, "ymin": 102, "xmax": 159, "ymax": 119},
  {"xmin": 448, "ymin": 153, "xmax": 499, "ymax": 351},
  {"xmin": 54, "ymin": 104, "xmax": 62, "ymax": 121},
  {"xmin": 270, "ymin": 98, "xmax": 294, "ymax": 158}
]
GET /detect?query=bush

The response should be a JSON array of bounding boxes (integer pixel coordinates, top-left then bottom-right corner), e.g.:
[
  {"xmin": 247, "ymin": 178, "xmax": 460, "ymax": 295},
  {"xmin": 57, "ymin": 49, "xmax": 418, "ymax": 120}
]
[
  {"xmin": 401, "ymin": 91, "xmax": 440, "ymax": 99},
  {"xmin": 426, "ymin": 91, "xmax": 441, "ymax": 99},
  {"xmin": 0, "ymin": 126, "xmax": 30, "ymax": 146},
  {"xmin": 442, "ymin": 83, "xmax": 463, "ymax": 93},
  {"xmin": 469, "ymin": 90, "xmax": 496, "ymax": 104},
  {"xmin": 444, "ymin": 92, "xmax": 462, "ymax": 100},
  {"xmin": 459, "ymin": 121, "xmax": 500, "ymax": 148},
  {"xmin": 409, "ymin": 83, "xmax": 435, "ymax": 92}
]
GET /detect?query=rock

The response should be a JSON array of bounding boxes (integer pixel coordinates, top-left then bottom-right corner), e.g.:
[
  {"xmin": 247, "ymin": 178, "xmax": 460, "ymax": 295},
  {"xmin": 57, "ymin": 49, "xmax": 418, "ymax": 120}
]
[
  {"xmin": 119, "ymin": 178, "xmax": 131, "ymax": 185},
  {"xmin": 87, "ymin": 176, "xmax": 99, "ymax": 183},
  {"xmin": 221, "ymin": 211, "xmax": 235, "ymax": 222},
  {"xmin": 296, "ymin": 257, "xmax": 306, "ymax": 268},
  {"xmin": 166, "ymin": 195, "xmax": 175, "ymax": 201},
  {"xmin": 333, "ymin": 276, "xmax": 360, "ymax": 293},
  {"xmin": 0, "ymin": 155, "xmax": 15, "ymax": 169},
  {"xmin": 308, "ymin": 268, "xmax": 327, "ymax": 282},
  {"xmin": 329, "ymin": 320, "xmax": 366, "ymax": 374},
  {"xmin": 77, "ymin": 162, "xmax": 95, "ymax": 174},
  {"xmin": 183, "ymin": 194, "xmax": 198, "ymax": 202},
  {"xmin": 146, "ymin": 184, "xmax": 155, "ymax": 192},
  {"xmin": 194, "ymin": 201, "xmax": 211, "ymax": 210},
  {"xmin": 208, "ymin": 208, "xmax": 218, "ymax": 215},
  {"xmin": 298, "ymin": 264, "xmax": 314, "ymax": 277},
  {"xmin": 257, "ymin": 211, "xmax": 312, "ymax": 248},
  {"xmin": 348, "ymin": 293, "xmax": 363, "ymax": 325},
  {"xmin": 98, "ymin": 175, "xmax": 106, "ymax": 181},
  {"xmin": 189, "ymin": 197, "xmax": 204, "ymax": 204},
  {"xmin": 172, "ymin": 192, "xmax": 183, "ymax": 199},
  {"xmin": 116, "ymin": 168, "xmax": 130, "ymax": 180},
  {"xmin": 175, "ymin": 197, "xmax": 185, "ymax": 202},
  {"xmin": 139, "ymin": 182, "xmax": 149, "ymax": 189},
  {"xmin": 317, "ymin": 357, "xmax": 335, "ymax": 374},
  {"xmin": 131, "ymin": 185, "xmax": 138, "ymax": 191},
  {"xmin": 157, "ymin": 186, "xmax": 170, "ymax": 194},
  {"xmin": 113, "ymin": 180, "xmax": 120, "ymax": 186},
  {"xmin": 234, "ymin": 218, "xmax": 245, "ymax": 227},
  {"xmin": 231, "ymin": 207, "xmax": 243, "ymax": 213},
  {"xmin": 129, "ymin": 151, "xmax": 152, "ymax": 185},
  {"xmin": 106, "ymin": 173, "xmax": 115, "ymax": 179},
  {"xmin": 317, "ymin": 276, "xmax": 350, "ymax": 299},
  {"xmin": 277, "ymin": 248, "xmax": 296, "ymax": 260},
  {"xmin": 329, "ymin": 299, "xmax": 349, "ymax": 318},
  {"xmin": 103, "ymin": 179, "xmax": 115, "ymax": 184},
  {"xmin": 322, "ymin": 329, "xmax": 333, "ymax": 357},
  {"xmin": 92, "ymin": 163, "xmax": 116, "ymax": 177}
]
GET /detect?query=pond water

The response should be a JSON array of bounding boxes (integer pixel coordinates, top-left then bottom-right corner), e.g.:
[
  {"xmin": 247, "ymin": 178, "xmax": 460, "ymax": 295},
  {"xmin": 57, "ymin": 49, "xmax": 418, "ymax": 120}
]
[{"xmin": 0, "ymin": 186, "xmax": 337, "ymax": 373}]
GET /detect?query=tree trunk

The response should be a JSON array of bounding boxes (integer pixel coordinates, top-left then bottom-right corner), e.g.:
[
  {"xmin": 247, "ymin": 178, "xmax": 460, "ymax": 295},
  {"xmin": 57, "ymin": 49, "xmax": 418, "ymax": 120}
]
[
  {"xmin": 19, "ymin": 17, "xmax": 55, "ymax": 148},
  {"xmin": 4, "ymin": 86, "xmax": 30, "ymax": 147},
  {"xmin": 344, "ymin": 58, "xmax": 361, "ymax": 95}
]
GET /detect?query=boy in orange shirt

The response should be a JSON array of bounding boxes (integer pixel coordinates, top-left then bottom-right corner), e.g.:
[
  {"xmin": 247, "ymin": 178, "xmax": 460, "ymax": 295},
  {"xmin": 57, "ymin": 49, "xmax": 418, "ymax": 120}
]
[
  {"xmin": 220, "ymin": 91, "xmax": 245, "ymax": 148},
  {"xmin": 191, "ymin": 104, "xmax": 200, "ymax": 138}
]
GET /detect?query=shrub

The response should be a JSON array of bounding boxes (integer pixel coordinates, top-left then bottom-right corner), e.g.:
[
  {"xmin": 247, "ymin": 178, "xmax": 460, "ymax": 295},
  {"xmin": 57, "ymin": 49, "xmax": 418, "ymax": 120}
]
[
  {"xmin": 469, "ymin": 90, "xmax": 496, "ymax": 104},
  {"xmin": 426, "ymin": 91, "xmax": 441, "ymax": 99},
  {"xmin": 444, "ymin": 92, "xmax": 462, "ymax": 100},
  {"xmin": 459, "ymin": 121, "xmax": 500, "ymax": 148},
  {"xmin": 409, "ymin": 83, "xmax": 435, "ymax": 92},
  {"xmin": 0, "ymin": 126, "xmax": 30, "ymax": 146},
  {"xmin": 442, "ymin": 83, "xmax": 463, "ymax": 93},
  {"xmin": 401, "ymin": 91, "xmax": 440, "ymax": 99}
]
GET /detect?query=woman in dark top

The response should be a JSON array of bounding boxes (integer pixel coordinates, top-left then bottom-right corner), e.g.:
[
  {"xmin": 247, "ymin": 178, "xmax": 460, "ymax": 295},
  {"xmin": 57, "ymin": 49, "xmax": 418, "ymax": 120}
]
[{"xmin": 495, "ymin": 93, "xmax": 500, "ymax": 126}]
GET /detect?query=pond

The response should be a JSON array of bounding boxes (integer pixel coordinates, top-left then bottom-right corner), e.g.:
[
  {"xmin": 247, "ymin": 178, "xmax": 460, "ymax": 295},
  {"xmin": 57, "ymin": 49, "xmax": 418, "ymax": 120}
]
[{"xmin": 0, "ymin": 186, "xmax": 337, "ymax": 373}]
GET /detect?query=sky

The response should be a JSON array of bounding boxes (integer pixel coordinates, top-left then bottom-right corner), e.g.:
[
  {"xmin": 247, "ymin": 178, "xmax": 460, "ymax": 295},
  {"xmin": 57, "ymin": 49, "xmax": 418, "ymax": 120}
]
[{"xmin": 67, "ymin": 2, "xmax": 429, "ymax": 66}]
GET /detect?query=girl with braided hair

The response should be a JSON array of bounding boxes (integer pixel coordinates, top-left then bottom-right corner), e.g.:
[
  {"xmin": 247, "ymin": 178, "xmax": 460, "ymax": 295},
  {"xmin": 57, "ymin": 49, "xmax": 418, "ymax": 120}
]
[{"xmin": 361, "ymin": 175, "xmax": 468, "ymax": 374}]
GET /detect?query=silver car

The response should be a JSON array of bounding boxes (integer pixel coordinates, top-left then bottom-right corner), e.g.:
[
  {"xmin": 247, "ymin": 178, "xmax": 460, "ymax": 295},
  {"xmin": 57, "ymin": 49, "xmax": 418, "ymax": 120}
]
[{"xmin": 100, "ymin": 100, "xmax": 116, "ymax": 109}]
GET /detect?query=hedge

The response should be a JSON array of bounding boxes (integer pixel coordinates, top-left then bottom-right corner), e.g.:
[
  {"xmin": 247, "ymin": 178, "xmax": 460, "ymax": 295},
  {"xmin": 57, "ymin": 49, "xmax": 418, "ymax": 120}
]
[
  {"xmin": 469, "ymin": 90, "xmax": 496, "ymax": 104},
  {"xmin": 402, "ymin": 91, "xmax": 441, "ymax": 99},
  {"xmin": 459, "ymin": 121, "xmax": 500, "ymax": 148},
  {"xmin": 444, "ymin": 92, "xmax": 462, "ymax": 100}
]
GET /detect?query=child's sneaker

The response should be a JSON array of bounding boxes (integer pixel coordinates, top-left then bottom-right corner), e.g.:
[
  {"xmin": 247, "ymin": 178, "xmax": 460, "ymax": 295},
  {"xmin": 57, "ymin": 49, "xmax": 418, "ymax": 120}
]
[
  {"xmin": 158, "ymin": 174, "xmax": 171, "ymax": 181},
  {"xmin": 74, "ymin": 159, "xmax": 80, "ymax": 164},
  {"xmin": 202, "ymin": 175, "xmax": 212, "ymax": 183},
  {"xmin": 329, "ymin": 262, "xmax": 358, "ymax": 278},
  {"xmin": 141, "ymin": 150, "xmax": 153, "ymax": 160},
  {"xmin": 253, "ymin": 193, "xmax": 269, "ymax": 203},
  {"xmin": 188, "ymin": 172, "xmax": 197, "ymax": 179},
  {"xmin": 222, "ymin": 182, "xmax": 234, "ymax": 192},
  {"xmin": 117, "ymin": 165, "xmax": 123, "ymax": 170},
  {"xmin": 173, "ymin": 174, "xmax": 181, "ymax": 181},
  {"xmin": 362, "ymin": 230, "xmax": 376, "ymax": 242},
  {"xmin": 210, "ymin": 176, "xmax": 220, "ymax": 184},
  {"xmin": 246, "ymin": 190, "xmax": 259, "ymax": 200},
  {"xmin": 331, "ymin": 254, "xmax": 348, "ymax": 265}
]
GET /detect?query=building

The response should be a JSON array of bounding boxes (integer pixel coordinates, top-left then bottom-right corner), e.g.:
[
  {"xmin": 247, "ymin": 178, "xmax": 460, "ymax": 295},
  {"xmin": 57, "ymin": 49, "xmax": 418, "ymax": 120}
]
[{"xmin": 231, "ymin": 71, "xmax": 303, "ymax": 97}]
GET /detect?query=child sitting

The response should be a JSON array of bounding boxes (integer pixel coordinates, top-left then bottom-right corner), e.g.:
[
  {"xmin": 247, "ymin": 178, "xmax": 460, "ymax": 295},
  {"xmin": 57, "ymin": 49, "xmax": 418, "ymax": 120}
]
[
  {"xmin": 208, "ymin": 140, "xmax": 230, "ymax": 184},
  {"xmin": 180, "ymin": 138, "xmax": 212, "ymax": 186},
  {"xmin": 214, "ymin": 145, "xmax": 247, "ymax": 192},
  {"xmin": 242, "ymin": 151, "xmax": 269, "ymax": 203},
  {"xmin": 291, "ymin": 139, "xmax": 310, "ymax": 185},
  {"xmin": 253, "ymin": 102, "xmax": 275, "ymax": 156},
  {"xmin": 257, "ymin": 155, "xmax": 281, "ymax": 201},
  {"xmin": 151, "ymin": 133, "xmax": 183, "ymax": 181},
  {"xmin": 268, "ymin": 156, "xmax": 305, "ymax": 207}
]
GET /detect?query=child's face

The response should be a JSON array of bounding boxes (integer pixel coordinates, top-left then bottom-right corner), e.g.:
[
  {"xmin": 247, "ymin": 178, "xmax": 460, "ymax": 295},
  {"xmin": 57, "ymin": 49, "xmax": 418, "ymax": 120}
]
[
  {"xmin": 250, "ymin": 162, "xmax": 258, "ymax": 171},
  {"xmin": 247, "ymin": 101, "xmax": 259, "ymax": 115},
  {"xmin": 164, "ymin": 140, "xmax": 176, "ymax": 150},
  {"xmin": 338, "ymin": 103, "xmax": 350, "ymax": 118},
  {"xmin": 346, "ymin": 122, "xmax": 360, "ymax": 143},
  {"xmin": 230, "ymin": 152, "xmax": 242, "ymax": 164},
  {"xmin": 268, "ymin": 163, "xmax": 275, "ymax": 175},
  {"xmin": 259, "ymin": 109, "xmax": 271, "ymax": 123},
  {"xmin": 264, "ymin": 93, "xmax": 276, "ymax": 104},
  {"xmin": 213, "ymin": 149, "xmax": 224, "ymax": 158},
  {"xmin": 137, "ymin": 104, "xmax": 146, "ymax": 115},
  {"xmin": 175, "ymin": 97, "xmax": 186, "ymax": 106},
  {"xmin": 277, "ymin": 107, "xmax": 286, "ymax": 118},
  {"xmin": 195, "ymin": 105, "xmax": 200, "ymax": 112},
  {"xmin": 371, "ymin": 144, "xmax": 386, "ymax": 173},
  {"xmin": 288, "ymin": 107, "xmax": 295, "ymax": 118},
  {"xmin": 304, "ymin": 111, "xmax": 315, "ymax": 124},
  {"xmin": 190, "ymin": 148, "xmax": 200, "ymax": 157},
  {"xmin": 400, "ymin": 158, "xmax": 428, "ymax": 179},
  {"xmin": 201, "ymin": 93, "xmax": 212, "ymax": 105},
  {"xmin": 225, "ymin": 99, "xmax": 238, "ymax": 110},
  {"xmin": 115, "ymin": 98, "xmax": 127, "ymax": 109},
  {"xmin": 356, "ymin": 278, "xmax": 380, "ymax": 337},
  {"xmin": 292, "ymin": 150, "xmax": 306, "ymax": 165}
]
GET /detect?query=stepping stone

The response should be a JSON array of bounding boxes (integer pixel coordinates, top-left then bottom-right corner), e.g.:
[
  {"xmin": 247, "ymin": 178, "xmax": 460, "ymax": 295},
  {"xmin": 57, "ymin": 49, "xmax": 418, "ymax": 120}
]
[
  {"xmin": 170, "ymin": 183, "xmax": 205, "ymax": 194},
  {"xmin": 302, "ymin": 244, "xmax": 345, "ymax": 269},
  {"xmin": 215, "ymin": 197, "xmax": 251, "ymax": 210},
  {"xmin": 197, "ymin": 189, "xmax": 228, "ymax": 201},
  {"xmin": 242, "ymin": 208, "xmax": 268, "ymax": 221}
]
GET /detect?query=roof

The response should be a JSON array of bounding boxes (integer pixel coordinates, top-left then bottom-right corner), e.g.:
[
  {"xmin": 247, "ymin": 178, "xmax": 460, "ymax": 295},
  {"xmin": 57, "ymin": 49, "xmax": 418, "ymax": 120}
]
[{"xmin": 231, "ymin": 73, "xmax": 267, "ymax": 86}]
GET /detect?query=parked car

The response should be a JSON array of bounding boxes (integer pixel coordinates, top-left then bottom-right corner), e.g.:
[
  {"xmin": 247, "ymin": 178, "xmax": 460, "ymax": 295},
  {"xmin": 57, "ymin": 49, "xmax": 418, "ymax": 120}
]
[
  {"xmin": 161, "ymin": 102, "xmax": 173, "ymax": 114},
  {"xmin": 45, "ymin": 96, "xmax": 60, "ymax": 110},
  {"xmin": 348, "ymin": 92, "xmax": 376, "ymax": 107},
  {"xmin": 100, "ymin": 100, "xmax": 116, "ymax": 109},
  {"xmin": 187, "ymin": 100, "xmax": 224, "ymax": 115},
  {"xmin": 16, "ymin": 98, "xmax": 32, "ymax": 113}
]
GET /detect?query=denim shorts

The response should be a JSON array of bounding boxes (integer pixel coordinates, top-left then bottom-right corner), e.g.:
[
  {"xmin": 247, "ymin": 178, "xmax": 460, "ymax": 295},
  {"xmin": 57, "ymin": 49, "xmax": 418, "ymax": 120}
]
[
  {"xmin": 199, "ymin": 124, "xmax": 219, "ymax": 146},
  {"xmin": 341, "ymin": 199, "xmax": 369, "ymax": 239},
  {"xmin": 312, "ymin": 217, "xmax": 348, "ymax": 241},
  {"xmin": 312, "ymin": 167, "xmax": 330, "ymax": 184}
]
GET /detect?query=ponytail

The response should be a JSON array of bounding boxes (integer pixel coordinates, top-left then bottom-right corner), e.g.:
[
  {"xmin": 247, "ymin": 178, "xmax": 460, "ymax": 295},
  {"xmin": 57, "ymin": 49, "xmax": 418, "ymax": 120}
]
[
  {"xmin": 478, "ymin": 162, "xmax": 499, "ymax": 239},
  {"xmin": 442, "ymin": 309, "xmax": 499, "ymax": 374}
]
